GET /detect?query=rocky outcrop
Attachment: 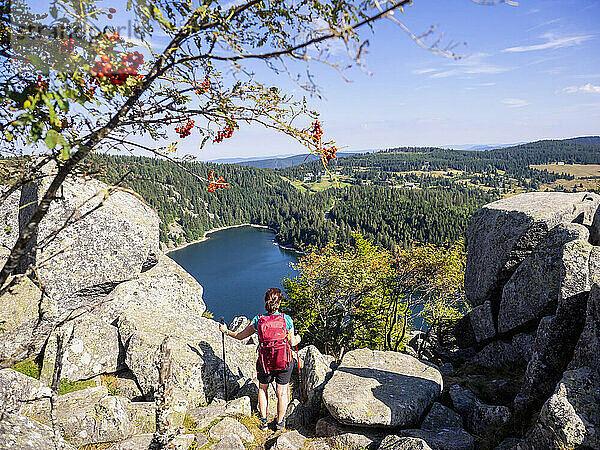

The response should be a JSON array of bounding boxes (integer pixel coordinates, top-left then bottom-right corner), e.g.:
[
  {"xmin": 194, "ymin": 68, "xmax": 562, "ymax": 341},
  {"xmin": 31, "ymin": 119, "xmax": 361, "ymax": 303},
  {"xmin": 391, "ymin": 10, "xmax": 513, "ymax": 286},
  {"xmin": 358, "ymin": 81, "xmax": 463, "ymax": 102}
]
[
  {"xmin": 0, "ymin": 276, "xmax": 42, "ymax": 333},
  {"xmin": 53, "ymin": 386, "xmax": 135, "ymax": 446},
  {"xmin": 322, "ymin": 349, "xmax": 442, "ymax": 428},
  {"xmin": 465, "ymin": 192, "xmax": 599, "ymax": 306},
  {"xmin": 272, "ymin": 430, "xmax": 308, "ymax": 450},
  {"xmin": 26, "ymin": 175, "xmax": 159, "ymax": 301},
  {"xmin": 450, "ymin": 191, "xmax": 600, "ymax": 449},
  {"xmin": 294, "ymin": 345, "xmax": 336, "ymax": 425},
  {"xmin": 0, "ymin": 369, "xmax": 50, "ymax": 417},
  {"xmin": 0, "ymin": 413, "xmax": 75, "ymax": 450},
  {"xmin": 525, "ymin": 367, "xmax": 599, "ymax": 449},
  {"xmin": 397, "ymin": 428, "xmax": 474, "ymax": 450},
  {"xmin": 40, "ymin": 314, "xmax": 121, "ymax": 384},
  {"xmin": 96, "ymin": 253, "xmax": 206, "ymax": 323},
  {"xmin": 450, "ymin": 385, "xmax": 510, "ymax": 438},
  {"xmin": 316, "ymin": 415, "xmax": 386, "ymax": 449},
  {"xmin": 208, "ymin": 417, "xmax": 254, "ymax": 443},
  {"xmin": 379, "ymin": 436, "xmax": 433, "ymax": 450},
  {"xmin": 498, "ymin": 223, "xmax": 592, "ymax": 333},
  {"xmin": 421, "ymin": 403, "xmax": 462, "ymax": 430},
  {"xmin": 118, "ymin": 305, "xmax": 256, "ymax": 406}
]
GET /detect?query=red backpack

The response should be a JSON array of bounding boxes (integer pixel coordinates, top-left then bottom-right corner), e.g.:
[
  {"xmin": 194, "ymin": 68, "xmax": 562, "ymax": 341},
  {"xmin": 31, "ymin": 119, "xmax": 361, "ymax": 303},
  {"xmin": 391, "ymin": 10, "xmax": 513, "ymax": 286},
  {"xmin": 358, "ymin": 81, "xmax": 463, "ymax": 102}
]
[{"xmin": 256, "ymin": 314, "xmax": 292, "ymax": 374}]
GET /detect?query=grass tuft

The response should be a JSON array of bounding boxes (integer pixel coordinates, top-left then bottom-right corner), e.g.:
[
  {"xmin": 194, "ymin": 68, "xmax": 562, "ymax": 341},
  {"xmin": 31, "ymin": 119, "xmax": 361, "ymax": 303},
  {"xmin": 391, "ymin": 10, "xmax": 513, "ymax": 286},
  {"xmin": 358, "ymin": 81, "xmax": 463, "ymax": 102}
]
[
  {"xmin": 58, "ymin": 378, "xmax": 96, "ymax": 396},
  {"xmin": 11, "ymin": 359, "xmax": 41, "ymax": 379}
]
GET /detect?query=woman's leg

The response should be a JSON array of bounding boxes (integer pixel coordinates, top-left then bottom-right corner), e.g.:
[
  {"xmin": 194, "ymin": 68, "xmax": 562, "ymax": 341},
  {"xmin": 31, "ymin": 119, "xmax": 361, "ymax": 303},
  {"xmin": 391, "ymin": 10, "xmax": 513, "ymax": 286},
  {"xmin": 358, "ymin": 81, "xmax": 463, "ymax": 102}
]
[
  {"xmin": 275, "ymin": 382, "xmax": 289, "ymax": 423},
  {"xmin": 258, "ymin": 382, "xmax": 269, "ymax": 419}
]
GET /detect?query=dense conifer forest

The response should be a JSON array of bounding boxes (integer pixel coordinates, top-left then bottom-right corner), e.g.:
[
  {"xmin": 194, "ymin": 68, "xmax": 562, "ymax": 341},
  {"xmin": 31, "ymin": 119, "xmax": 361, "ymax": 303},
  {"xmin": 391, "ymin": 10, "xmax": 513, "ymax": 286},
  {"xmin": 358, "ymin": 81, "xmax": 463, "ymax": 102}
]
[
  {"xmin": 95, "ymin": 138, "xmax": 599, "ymax": 251},
  {"xmin": 96, "ymin": 154, "xmax": 494, "ymax": 251}
]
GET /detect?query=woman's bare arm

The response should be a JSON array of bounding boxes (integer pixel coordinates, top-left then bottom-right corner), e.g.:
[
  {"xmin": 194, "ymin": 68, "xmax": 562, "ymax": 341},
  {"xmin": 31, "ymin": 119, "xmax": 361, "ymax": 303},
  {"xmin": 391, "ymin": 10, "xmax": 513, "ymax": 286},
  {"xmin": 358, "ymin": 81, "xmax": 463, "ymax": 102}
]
[
  {"xmin": 289, "ymin": 327, "xmax": 301, "ymax": 347},
  {"xmin": 219, "ymin": 322, "xmax": 256, "ymax": 340}
]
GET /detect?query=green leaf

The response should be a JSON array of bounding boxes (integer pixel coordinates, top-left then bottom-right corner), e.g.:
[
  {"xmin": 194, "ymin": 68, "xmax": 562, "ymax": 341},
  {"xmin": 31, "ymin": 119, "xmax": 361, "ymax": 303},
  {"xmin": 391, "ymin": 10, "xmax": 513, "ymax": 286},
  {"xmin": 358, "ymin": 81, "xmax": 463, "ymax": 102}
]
[
  {"xmin": 59, "ymin": 137, "xmax": 70, "ymax": 160},
  {"xmin": 44, "ymin": 130, "xmax": 59, "ymax": 149}
]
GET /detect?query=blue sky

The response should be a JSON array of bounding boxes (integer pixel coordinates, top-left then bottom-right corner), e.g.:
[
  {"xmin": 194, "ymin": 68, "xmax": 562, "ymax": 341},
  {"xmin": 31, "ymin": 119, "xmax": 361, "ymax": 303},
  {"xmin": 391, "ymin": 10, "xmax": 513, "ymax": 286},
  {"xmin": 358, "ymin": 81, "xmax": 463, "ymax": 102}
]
[
  {"xmin": 186, "ymin": 0, "xmax": 599, "ymax": 160},
  {"xmin": 28, "ymin": 0, "xmax": 599, "ymax": 159}
]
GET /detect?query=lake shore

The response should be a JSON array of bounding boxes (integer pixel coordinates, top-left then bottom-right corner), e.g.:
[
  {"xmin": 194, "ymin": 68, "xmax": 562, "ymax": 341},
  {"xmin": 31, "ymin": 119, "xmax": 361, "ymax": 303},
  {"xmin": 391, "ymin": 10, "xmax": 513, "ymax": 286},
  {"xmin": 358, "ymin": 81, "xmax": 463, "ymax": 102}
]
[{"xmin": 165, "ymin": 223, "xmax": 303, "ymax": 254}]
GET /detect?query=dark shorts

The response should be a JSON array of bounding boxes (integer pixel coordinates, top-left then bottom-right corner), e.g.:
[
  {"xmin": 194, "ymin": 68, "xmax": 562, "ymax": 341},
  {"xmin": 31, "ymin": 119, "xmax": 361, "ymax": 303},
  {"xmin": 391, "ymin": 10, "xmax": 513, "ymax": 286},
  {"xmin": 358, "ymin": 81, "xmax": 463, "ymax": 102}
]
[{"xmin": 257, "ymin": 361, "xmax": 293, "ymax": 385}]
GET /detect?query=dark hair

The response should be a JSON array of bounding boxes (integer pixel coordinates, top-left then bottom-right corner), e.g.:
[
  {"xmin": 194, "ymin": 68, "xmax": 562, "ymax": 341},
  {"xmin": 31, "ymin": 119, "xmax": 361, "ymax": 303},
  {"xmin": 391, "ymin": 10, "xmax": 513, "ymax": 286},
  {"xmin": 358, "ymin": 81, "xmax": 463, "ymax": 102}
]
[{"xmin": 264, "ymin": 288, "xmax": 284, "ymax": 314}]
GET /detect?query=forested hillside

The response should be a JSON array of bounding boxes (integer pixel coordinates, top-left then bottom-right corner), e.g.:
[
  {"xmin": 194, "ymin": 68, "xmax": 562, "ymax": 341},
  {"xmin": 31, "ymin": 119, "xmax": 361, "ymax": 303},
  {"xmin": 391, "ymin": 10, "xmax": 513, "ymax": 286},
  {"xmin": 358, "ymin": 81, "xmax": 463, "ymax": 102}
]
[
  {"xmin": 280, "ymin": 138, "xmax": 600, "ymax": 190},
  {"xmin": 96, "ymin": 154, "xmax": 494, "ymax": 251}
]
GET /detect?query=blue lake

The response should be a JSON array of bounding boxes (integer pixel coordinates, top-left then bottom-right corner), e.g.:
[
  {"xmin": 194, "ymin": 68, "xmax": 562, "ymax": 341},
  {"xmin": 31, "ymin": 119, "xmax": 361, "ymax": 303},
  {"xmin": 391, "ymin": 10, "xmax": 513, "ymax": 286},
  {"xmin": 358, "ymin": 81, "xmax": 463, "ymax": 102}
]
[{"xmin": 168, "ymin": 226, "xmax": 299, "ymax": 323}]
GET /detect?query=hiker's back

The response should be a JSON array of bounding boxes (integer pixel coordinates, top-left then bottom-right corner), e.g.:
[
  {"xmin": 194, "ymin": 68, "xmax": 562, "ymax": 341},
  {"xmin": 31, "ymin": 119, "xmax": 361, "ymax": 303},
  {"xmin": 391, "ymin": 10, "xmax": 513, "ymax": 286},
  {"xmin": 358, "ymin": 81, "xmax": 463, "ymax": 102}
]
[{"xmin": 257, "ymin": 314, "xmax": 292, "ymax": 373}]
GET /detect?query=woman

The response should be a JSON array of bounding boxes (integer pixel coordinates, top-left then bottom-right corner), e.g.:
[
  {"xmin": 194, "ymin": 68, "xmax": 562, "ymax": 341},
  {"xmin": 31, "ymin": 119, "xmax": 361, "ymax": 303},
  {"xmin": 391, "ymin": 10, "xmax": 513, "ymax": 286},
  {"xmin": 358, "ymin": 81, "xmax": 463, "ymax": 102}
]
[{"xmin": 219, "ymin": 287, "xmax": 301, "ymax": 431}]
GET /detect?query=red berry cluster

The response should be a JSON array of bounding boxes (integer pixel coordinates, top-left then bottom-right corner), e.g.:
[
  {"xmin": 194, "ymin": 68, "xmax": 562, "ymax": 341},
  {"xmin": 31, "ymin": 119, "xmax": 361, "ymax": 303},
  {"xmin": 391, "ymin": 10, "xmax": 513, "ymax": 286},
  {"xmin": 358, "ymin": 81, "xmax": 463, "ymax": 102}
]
[
  {"xmin": 175, "ymin": 119, "xmax": 195, "ymax": 138},
  {"xmin": 90, "ymin": 49, "xmax": 144, "ymax": 86},
  {"xmin": 322, "ymin": 145, "xmax": 338, "ymax": 162},
  {"xmin": 35, "ymin": 75, "xmax": 47, "ymax": 89},
  {"xmin": 108, "ymin": 7, "xmax": 116, "ymax": 19},
  {"xmin": 58, "ymin": 38, "xmax": 75, "ymax": 54},
  {"xmin": 310, "ymin": 120, "xmax": 337, "ymax": 162},
  {"xmin": 107, "ymin": 31, "xmax": 119, "ymax": 42},
  {"xmin": 207, "ymin": 170, "xmax": 229, "ymax": 193},
  {"xmin": 213, "ymin": 125, "xmax": 235, "ymax": 143},
  {"xmin": 196, "ymin": 76, "xmax": 210, "ymax": 95},
  {"xmin": 311, "ymin": 120, "xmax": 323, "ymax": 144}
]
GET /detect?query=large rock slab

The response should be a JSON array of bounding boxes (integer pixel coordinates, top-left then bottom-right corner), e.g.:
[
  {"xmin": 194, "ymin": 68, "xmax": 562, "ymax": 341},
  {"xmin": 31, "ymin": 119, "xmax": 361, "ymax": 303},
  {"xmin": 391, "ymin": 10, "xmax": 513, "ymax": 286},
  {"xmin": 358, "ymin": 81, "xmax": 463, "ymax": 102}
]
[
  {"xmin": 514, "ymin": 288, "xmax": 589, "ymax": 414},
  {"xmin": 449, "ymin": 385, "xmax": 510, "ymax": 437},
  {"xmin": 465, "ymin": 192, "xmax": 600, "ymax": 306},
  {"xmin": 0, "ymin": 413, "xmax": 75, "ymax": 450},
  {"xmin": 471, "ymin": 340, "xmax": 522, "ymax": 369},
  {"xmin": 33, "ymin": 175, "xmax": 160, "ymax": 301},
  {"xmin": 53, "ymin": 386, "xmax": 135, "ymax": 446},
  {"xmin": 118, "ymin": 306, "xmax": 256, "ymax": 407},
  {"xmin": 526, "ymin": 367, "xmax": 600, "ymax": 449},
  {"xmin": 208, "ymin": 417, "xmax": 254, "ymax": 443},
  {"xmin": 0, "ymin": 368, "xmax": 51, "ymax": 425},
  {"xmin": 322, "ymin": 349, "xmax": 442, "ymax": 428},
  {"xmin": 0, "ymin": 368, "xmax": 50, "ymax": 416},
  {"xmin": 570, "ymin": 283, "xmax": 600, "ymax": 374},
  {"xmin": 0, "ymin": 276, "xmax": 42, "ymax": 333},
  {"xmin": 297, "ymin": 345, "xmax": 336, "ymax": 425},
  {"xmin": 316, "ymin": 415, "xmax": 386, "ymax": 449},
  {"xmin": 210, "ymin": 434, "xmax": 245, "ymax": 450},
  {"xmin": 95, "ymin": 253, "xmax": 206, "ymax": 323},
  {"xmin": 498, "ymin": 224, "xmax": 593, "ymax": 333},
  {"xmin": 469, "ymin": 301, "xmax": 495, "ymax": 343},
  {"xmin": 379, "ymin": 436, "xmax": 433, "ymax": 450},
  {"xmin": 40, "ymin": 314, "xmax": 121, "ymax": 384},
  {"xmin": 398, "ymin": 429, "xmax": 474, "ymax": 450},
  {"xmin": 272, "ymin": 430, "xmax": 308, "ymax": 450},
  {"xmin": 421, "ymin": 403, "xmax": 462, "ymax": 430}
]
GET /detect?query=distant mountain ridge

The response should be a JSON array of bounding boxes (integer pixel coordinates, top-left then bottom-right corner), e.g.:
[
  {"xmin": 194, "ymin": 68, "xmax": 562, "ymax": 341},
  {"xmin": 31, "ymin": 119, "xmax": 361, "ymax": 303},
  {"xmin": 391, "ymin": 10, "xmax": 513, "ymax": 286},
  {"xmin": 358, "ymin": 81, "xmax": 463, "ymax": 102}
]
[{"xmin": 210, "ymin": 136, "xmax": 600, "ymax": 169}]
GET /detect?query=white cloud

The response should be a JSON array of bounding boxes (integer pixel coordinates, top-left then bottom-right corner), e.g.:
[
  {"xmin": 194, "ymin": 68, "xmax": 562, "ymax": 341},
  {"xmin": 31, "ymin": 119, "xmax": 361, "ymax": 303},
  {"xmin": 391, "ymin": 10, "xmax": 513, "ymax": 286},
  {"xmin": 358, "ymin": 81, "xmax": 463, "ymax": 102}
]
[
  {"xmin": 563, "ymin": 83, "xmax": 600, "ymax": 94},
  {"xmin": 465, "ymin": 82, "xmax": 496, "ymax": 90},
  {"xmin": 502, "ymin": 98, "xmax": 529, "ymax": 108},
  {"xmin": 424, "ymin": 53, "xmax": 510, "ymax": 80},
  {"xmin": 413, "ymin": 68, "xmax": 437, "ymax": 75},
  {"xmin": 502, "ymin": 33, "xmax": 594, "ymax": 53},
  {"xmin": 430, "ymin": 70, "xmax": 458, "ymax": 79}
]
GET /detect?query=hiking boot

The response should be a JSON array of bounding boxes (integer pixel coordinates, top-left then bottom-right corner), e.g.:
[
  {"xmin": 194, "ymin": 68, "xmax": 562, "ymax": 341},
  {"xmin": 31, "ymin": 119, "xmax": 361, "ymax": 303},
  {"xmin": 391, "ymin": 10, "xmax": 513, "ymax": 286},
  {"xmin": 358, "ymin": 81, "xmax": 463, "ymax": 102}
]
[
  {"xmin": 259, "ymin": 417, "xmax": 268, "ymax": 430},
  {"xmin": 275, "ymin": 420, "xmax": 285, "ymax": 431}
]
